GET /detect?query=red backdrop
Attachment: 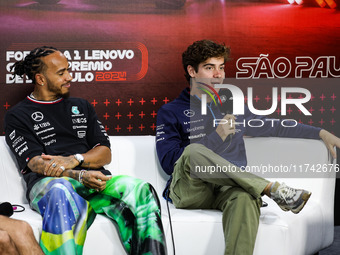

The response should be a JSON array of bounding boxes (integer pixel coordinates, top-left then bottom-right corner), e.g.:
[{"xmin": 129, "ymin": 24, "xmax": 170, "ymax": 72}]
[{"xmin": 0, "ymin": 0, "xmax": 339, "ymax": 137}]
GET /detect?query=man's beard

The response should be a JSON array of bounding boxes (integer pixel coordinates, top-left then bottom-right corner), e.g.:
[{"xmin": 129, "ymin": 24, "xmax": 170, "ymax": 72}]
[
  {"xmin": 60, "ymin": 91, "xmax": 70, "ymax": 99},
  {"xmin": 46, "ymin": 82, "xmax": 70, "ymax": 99}
]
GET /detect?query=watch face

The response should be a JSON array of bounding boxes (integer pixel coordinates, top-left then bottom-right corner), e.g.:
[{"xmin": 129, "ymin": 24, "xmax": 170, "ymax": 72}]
[{"xmin": 75, "ymin": 154, "xmax": 84, "ymax": 163}]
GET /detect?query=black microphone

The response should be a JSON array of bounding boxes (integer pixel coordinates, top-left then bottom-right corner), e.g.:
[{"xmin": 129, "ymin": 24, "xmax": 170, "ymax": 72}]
[
  {"xmin": 217, "ymin": 89, "xmax": 233, "ymax": 115},
  {"xmin": 0, "ymin": 202, "xmax": 14, "ymax": 217},
  {"xmin": 217, "ymin": 89, "xmax": 235, "ymax": 142}
]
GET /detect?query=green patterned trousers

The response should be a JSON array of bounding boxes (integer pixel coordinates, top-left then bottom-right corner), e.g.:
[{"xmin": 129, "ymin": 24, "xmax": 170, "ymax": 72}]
[{"xmin": 29, "ymin": 175, "xmax": 167, "ymax": 255}]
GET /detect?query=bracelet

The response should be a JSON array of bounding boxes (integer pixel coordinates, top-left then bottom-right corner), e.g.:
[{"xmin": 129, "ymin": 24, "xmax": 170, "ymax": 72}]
[{"xmin": 79, "ymin": 170, "xmax": 86, "ymax": 184}]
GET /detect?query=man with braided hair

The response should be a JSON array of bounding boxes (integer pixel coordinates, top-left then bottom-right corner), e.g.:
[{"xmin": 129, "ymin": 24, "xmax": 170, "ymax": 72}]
[{"xmin": 4, "ymin": 46, "xmax": 167, "ymax": 255}]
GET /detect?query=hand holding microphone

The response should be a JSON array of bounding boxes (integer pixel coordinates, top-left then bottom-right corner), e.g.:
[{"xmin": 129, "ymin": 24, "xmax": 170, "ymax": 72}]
[
  {"xmin": 217, "ymin": 88, "xmax": 233, "ymax": 115},
  {"xmin": 215, "ymin": 89, "xmax": 235, "ymax": 141},
  {"xmin": 215, "ymin": 114, "xmax": 236, "ymax": 142}
]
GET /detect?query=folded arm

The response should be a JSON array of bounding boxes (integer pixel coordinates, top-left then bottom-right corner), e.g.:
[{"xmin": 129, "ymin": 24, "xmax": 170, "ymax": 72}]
[
  {"xmin": 27, "ymin": 145, "xmax": 111, "ymax": 176},
  {"xmin": 27, "ymin": 145, "xmax": 111, "ymax": 191}
]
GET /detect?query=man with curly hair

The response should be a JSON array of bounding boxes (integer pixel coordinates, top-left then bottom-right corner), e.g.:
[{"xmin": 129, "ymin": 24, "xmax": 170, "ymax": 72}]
[{"xmin": 155, "ymin": 39, "xmax": 340, "ymax": 254}]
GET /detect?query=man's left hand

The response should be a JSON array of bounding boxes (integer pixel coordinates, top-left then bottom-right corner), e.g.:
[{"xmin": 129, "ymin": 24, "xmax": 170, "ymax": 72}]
[
  {"xmin": 319, "ymin": 129, "xmax": 340, "ymax": 159},
  {"xmin": 41, "ymin": 154, "xmax": 78, "ymax": 176}
]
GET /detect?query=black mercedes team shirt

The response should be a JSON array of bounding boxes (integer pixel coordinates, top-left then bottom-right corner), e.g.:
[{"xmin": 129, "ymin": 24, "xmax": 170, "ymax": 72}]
[{"xmin": 4, "ymin": 96, "xmax": 111, "ymax": 200}]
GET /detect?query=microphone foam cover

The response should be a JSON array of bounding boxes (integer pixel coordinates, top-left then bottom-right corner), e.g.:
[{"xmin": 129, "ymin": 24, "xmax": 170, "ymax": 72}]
[{"xmin": 0, "ymin": 202, "xmax": 14, "ymax": 217}]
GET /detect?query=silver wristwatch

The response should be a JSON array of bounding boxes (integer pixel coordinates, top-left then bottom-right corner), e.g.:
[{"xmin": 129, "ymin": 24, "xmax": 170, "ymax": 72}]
[{"xmin": 74, "ymin": 154, "xmax": 84, "ymax": 166}]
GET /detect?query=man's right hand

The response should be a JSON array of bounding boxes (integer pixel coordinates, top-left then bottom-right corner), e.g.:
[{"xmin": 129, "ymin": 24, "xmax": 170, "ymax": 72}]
[
  {"xmin": 215, "ymin": 114, "xmax": 236, "ymax": 141},
  {"xmin": 60, "ymin": 169, "xmax": 111, "ymax": 191}
]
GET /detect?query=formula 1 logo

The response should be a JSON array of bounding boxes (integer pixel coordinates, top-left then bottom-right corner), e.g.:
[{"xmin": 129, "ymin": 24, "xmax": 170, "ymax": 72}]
[
  {"xmin": 6, "ymin": 42, "xmax": 149, "ymax": 84},
  {"xmin": 31, "ymin": 111, "xmax": 44, "ymax": 122}
]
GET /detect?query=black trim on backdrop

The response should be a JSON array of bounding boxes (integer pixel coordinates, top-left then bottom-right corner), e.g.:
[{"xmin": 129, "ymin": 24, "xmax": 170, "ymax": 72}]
[{"xmin": 335, "ymin": 147, "xmax": 340, "ymax": 226}]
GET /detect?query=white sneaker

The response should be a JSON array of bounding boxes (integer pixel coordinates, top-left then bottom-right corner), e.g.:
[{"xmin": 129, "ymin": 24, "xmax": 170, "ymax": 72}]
[{"xmin": 270, "ymin": 182, "xmax": 311, "ymax": 214}]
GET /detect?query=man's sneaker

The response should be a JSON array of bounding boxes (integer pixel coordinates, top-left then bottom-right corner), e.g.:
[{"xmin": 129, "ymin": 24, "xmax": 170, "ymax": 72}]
[{"xmin": 270, "ymin": 182, "xmax": 311, "ymax": 214}]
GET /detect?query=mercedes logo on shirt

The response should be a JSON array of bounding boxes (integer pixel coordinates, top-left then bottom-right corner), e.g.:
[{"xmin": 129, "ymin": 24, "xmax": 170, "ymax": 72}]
[
  {"xmin": 183, "ymin": 109, "xmax": 195, "ymax": 117},
  {"xmin": 31, "ymin": 111, "xmax": 44, "ymax": 122}
]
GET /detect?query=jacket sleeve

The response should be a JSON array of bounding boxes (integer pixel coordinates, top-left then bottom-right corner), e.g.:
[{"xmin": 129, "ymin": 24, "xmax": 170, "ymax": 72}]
[
  {"xmin": 197, "ymin": 129, "xmax": 225, "ymax": 153},
  {"xmin": 4, "ymin": 111, "xmax": 43, "ymax": 173},
  {"xmin": 244, "ymin": 105, "xmax": 321, "ymax": 139},
  {"xmin": 155, "ymin": 107, "xmax": 187, "ymax": 175}
]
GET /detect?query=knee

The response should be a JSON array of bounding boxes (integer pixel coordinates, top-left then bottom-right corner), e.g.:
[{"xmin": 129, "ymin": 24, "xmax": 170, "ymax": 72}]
[
  {"xmin": 47, "ymin": 183, "xmax": 69, "ymax": 199},
  {"xmin": 0, "ymin": 230, "xmax": 19, "ymax": 255},
  {"xmin": 179, "ymin": 143, "xmax": 208, "ymax": 167},
  {"xmin": 224, "ymin": 189, "xmax": 261, "ymax": 211},
  {"xmin": 48, "ymin": 178, "xmax": 73, "ymax": 191},
  {"xmin": 19, "ymin": 221, "xmax": 34, "ymax": 238},
  {"xmin": 182, "ymin": 143, "xmax": 205, "ymax": 157},
  {"xmin": 5, "ymin": 219, "xmax": 33, "ymax": 241},
  {"xmin": 0, "ymin": 230, "xmax": 11, "ymax": 245},
  {"xmin": 41, "ymin": 183, "xmax": 73, "ymax": 212},
  {"xmin": 234, "ymin": 191, "xmax": 256, "ymax": 203}
]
